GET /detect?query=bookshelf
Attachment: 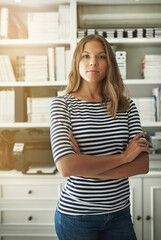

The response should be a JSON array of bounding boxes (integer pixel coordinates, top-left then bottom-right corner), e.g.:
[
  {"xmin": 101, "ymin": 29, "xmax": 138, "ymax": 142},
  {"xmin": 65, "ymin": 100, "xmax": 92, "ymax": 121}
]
[
  {"xmin": 0, "ymin": 0, "xmax": 160, "ymax": 132},
  {"xmin": 0, "ymin": 0, "xmax": 160, "ymax": 133}
]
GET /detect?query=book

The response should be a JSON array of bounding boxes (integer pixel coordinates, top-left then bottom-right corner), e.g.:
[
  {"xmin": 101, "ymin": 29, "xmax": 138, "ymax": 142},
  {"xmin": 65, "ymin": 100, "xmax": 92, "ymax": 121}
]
[
  {"xmin": 48, "ymin": 48, "xmax": 55, "ymax": 82},
  {"xmin": 65, "ymin": 49, "xmax": 71, "ymax": 81},
  {"xmin": 55, "ymin": 47, "xmax": 65, "ymax": 82},
  {"xmin": 59, "ymin": 5, "xmax": 70, "ymax": 40},
  {"xmin": 0, "ymin": 8, "xmax": 8, "ymax": 39},
  {"xmin": 0, "ymin": 55, "xmax": 16, "ymax": 82},
  {"xmin": 0, "ymin": 90, "xmax": 15, "ymax": 123},
  {"xmin": 152, "ymin": 88, "xmax": 161, "ymax": 121}
]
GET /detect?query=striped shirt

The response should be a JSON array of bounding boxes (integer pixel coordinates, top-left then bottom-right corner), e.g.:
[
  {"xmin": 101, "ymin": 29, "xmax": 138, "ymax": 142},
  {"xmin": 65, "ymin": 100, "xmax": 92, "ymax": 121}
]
[{"xmin": 50, "ymin": 94, "xmax": 143, "ymax": 215}]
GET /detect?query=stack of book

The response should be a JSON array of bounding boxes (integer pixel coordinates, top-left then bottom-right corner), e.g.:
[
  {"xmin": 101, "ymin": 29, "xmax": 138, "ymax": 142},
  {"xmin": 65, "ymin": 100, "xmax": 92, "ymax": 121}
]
[
  {"xmin": 116, "ymin": 29, "xmax": 124, "ymax": 38},
  {"xmin": 0, "ymin": 90, "xmax": 15, "ymax": 123},
  {"xmin": 106, "ymin": 29, "xmax": 116, "ymax": 38},
  {"xmin": 27, "ymin": 5, "xmax": 70, "ymax": 40},
  {"xmin": 27, "ymin": 12, "xmax": 59, "ymax": 40},
  {"xmin": 144, "ymin": 55, "xmax": 161, "ymax": 79},
  {"xmin": 27, "ymin": 97, "xmax": 53, "ymax": 123},
  {"xmin": 0, "ymin": 55, "xmax": 16, "ymax": 82},
  {"xmin": 155, "ymin": 28, "xmax": 161, "ymax": 38},
  {"xmin": 78, "ymin": 30, "xmax": 86, "ymax": 39},
  {"xmin": 115, "ymin": 51, "xmax": 126, "ymax": 80},
  {"xmin": 145, "ymin": 28, "xmax": 154, "ymax": 38},
  {"xmin": 16, "ymin": 55, "xmax": 48, "ymax": 82},
  {"xmin": 126, "ymin": 29, "xmax": 134, "ymax": 38},
  {"xmin": 136, "ymin": 28, "xmax": 144, "ymax": 38},
  {"xmin": 132, "ymin": 97, "xmax": 156, "ymax": 123}
]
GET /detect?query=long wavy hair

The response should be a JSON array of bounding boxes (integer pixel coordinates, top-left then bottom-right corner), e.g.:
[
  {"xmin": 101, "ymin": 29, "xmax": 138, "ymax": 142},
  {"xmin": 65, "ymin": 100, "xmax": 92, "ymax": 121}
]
[{"xmin": 66, "ymin": 34, "xmax": 130, "ymax": 118}]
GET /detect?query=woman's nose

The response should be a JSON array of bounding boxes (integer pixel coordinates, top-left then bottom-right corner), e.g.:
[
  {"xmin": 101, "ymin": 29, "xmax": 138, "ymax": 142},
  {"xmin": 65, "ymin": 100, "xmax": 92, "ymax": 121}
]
[{"xmin": 90, "ymin": 59, "xmax": 97, "ymax": 66}]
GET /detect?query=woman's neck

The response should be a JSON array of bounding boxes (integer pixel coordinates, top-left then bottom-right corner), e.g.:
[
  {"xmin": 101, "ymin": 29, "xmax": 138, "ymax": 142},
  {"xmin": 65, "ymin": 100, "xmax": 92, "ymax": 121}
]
[{"xmin": 70, "ymin": 83, "xmax": 104, "ymax": 102}]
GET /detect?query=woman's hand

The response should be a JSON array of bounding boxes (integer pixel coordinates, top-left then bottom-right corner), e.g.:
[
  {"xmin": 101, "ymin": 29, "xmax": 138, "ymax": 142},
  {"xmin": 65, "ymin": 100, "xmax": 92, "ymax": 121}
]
[
  {"xmin": 123, "ymin": 132, "xmax": 152, "ymax": 163},
  {"xmin": 68, "ymin": 132, "xmax": 80, "ymax": 154}
]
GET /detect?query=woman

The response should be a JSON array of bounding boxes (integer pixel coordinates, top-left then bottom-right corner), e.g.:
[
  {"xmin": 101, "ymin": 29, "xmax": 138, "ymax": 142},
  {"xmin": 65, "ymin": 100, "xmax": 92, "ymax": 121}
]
[{"xmin": 50, "ymin": 34, "xmax": 151, "ymax": 240}]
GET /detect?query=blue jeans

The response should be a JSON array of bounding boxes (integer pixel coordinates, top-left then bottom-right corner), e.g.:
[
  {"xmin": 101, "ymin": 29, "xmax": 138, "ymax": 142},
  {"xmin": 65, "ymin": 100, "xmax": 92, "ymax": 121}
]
[{"xmin": 55, "ymin": 207, "xmax": 137, "ymax": 240}]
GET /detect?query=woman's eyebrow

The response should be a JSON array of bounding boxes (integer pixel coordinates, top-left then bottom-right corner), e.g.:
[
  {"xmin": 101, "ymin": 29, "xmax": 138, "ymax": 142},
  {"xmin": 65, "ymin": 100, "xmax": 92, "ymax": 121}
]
[{"xmin": 82, "ymin": 51, "xmax": 106, "ymax": 54}]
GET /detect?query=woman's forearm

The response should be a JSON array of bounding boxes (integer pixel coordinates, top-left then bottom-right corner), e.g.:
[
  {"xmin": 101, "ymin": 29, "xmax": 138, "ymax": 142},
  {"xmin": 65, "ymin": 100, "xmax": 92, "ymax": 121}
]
[
  {"xmin": 86, "ymin": 152, "xmax": 149, "ymax": 179},
  {"xmin": 56, "ymin": 152, "xmax": 126, "ymax": 177},
  {"xmin": 56, "ymin": 132, "xmax": 151, "ymax": 177}
]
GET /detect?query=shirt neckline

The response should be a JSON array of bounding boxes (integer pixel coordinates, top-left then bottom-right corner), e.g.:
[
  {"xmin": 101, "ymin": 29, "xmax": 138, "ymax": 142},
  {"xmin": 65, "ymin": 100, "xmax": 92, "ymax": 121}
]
[{"xmin": 67, "ymin": 94, "xmax": 105, "ymax": 104}]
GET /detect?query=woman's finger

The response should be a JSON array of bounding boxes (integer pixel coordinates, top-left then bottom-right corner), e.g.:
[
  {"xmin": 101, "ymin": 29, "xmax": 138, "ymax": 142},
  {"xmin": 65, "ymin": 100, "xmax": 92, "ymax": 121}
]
[
  {"xmin": 137, "ymin": 139, "xmax": 152, "ymax": 147},
  {"xmin": 133, "ymin": 132, "xmax": 147, "ymax": 140}
]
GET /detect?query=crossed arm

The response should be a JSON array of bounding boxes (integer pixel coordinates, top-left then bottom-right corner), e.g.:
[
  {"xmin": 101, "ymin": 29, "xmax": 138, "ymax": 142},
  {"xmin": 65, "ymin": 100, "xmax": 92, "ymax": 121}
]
[{"xmin": 56, "ymin": 132, "xmax": 151, "ymax": 179}]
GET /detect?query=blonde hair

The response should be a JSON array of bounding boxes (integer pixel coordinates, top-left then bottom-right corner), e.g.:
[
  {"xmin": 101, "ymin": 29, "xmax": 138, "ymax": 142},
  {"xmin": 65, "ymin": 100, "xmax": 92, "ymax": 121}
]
[{"xmin": 66, "ymin": 34, "xmax": 130, "ymax": 118}]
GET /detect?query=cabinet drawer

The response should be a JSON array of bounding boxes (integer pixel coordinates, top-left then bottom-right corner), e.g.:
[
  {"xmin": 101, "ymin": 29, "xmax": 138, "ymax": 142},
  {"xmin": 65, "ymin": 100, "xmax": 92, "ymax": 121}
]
[
  {"xmin": 1, "ymin": 210, "xmax": 55, "ymax": 224},
  {"xmin": 1, "ymin": 184, "xmax": 64, "ymax": 199}
]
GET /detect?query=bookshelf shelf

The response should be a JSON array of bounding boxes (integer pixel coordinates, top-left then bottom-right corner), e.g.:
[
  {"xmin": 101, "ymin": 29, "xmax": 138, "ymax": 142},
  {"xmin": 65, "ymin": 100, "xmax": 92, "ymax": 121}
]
[
  {"xmin": 141, "ymin": 122, "xmax": 161, "ymax": 127},
  {"xmin": 0, "ymin": 122, "xmax": 50, "ymax": 129},
  {"xmin": 77, "ymin": 38, "xmax": 161, "ymax": 45},
  {"xmin": 107, "ymin": 38, "xmax": 161, "ymax": 45},
  {"xmin": 0, "ymin": 81, "xmax": 68, "ymax": 87},
  {"xmin": 0, "ymin": 121, "xmax": 160, "ymax": 130},
  {"xmin": 124, "ymin": 79, "xmax": 161, "ymax": 85},
  {"xmin": 0, "ymin": 39, "xmax": 70, "ymax": 47}
]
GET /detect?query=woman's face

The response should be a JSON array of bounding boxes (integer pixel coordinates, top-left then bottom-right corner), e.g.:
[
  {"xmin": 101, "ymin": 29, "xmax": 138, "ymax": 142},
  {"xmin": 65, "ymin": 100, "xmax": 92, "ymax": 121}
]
[{"xmin": 79, "ymin": 40, "xmax": 108, "ymax": 84}]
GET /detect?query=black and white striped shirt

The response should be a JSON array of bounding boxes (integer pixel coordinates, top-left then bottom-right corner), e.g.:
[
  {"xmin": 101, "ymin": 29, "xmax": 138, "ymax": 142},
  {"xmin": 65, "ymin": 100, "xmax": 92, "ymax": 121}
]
[{"xmin": 50, "ymin": 94, "xmax": 143, "ymax": 215}]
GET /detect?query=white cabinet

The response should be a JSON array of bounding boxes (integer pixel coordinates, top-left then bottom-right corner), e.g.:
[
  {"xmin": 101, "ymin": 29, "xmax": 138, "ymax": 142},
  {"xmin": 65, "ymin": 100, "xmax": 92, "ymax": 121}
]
[
  {"xmin": 143, "ymin": 178, "xmax": 161, "ymax": 240},
  {"xmin": 129, "ymin": 178, "xmax": 142, "ymax": 240},
  {"xmin": 129, "ymin": 175, "xmax": 161, "ymax": 240},
  {"xmin": 0, "ymin": 171, "xmax": 66, "ymax": 239}
]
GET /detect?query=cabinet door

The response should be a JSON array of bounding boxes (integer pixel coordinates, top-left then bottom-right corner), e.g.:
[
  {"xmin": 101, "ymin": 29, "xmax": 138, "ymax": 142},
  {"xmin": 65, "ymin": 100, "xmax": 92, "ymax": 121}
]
[
  {"xmin": 143, "ymin": 178, "xmax": 161, "ymax": 240},
  {"xmin": 129, "ymin": 178, "xmax": 142, "ymax": 240}
]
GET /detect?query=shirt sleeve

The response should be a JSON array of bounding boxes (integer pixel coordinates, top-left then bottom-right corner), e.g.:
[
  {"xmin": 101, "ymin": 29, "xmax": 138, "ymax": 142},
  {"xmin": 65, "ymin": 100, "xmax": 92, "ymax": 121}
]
[
  {"xmin": 50, "ymin": 97, "xmax": 75, "ymax": 163},
  {"xmin": 127, "ymin": 98, "xmax": 144, "ymax": 142}
]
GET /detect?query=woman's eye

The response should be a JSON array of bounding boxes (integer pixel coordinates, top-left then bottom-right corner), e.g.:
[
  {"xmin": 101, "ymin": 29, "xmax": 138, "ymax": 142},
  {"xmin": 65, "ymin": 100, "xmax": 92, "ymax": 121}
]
[
  {"xmin": 98, "ymin": 55, "xmax": 106, "ymax": 59},
  {"xmin": 82, "ymin": 55, "xmax": 89, "ymax": 58}
]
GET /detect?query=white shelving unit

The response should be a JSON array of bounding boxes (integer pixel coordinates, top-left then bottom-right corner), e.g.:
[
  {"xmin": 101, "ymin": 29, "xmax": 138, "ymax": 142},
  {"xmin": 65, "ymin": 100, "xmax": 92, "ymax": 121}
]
[{"xmin": 0, "ymin": 0, "xmax": 160, "ymax": 131}]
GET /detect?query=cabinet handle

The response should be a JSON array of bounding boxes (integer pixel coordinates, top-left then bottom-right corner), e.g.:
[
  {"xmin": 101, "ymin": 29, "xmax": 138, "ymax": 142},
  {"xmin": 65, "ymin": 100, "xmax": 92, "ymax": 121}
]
[
  {"xmin": 146, "ymin": 216, "xmax": 151, "ymax": 220},
  {"xmin": 28, "ymin": 216, "xmax": 33, "ymax": 221},
  {"xmin": 28, "ymin": 190, "xmax": 32, "ymax": 194},
  {"xmin": 136, "ymin": 216, "xmax": 141, "ymax": 220}
]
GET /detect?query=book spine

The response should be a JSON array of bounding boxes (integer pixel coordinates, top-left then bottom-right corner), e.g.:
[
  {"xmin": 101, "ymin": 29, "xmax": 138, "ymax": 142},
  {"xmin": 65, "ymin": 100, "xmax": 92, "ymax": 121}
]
[
  {"xmin": 48, "ymin": 48, "xmax": 55, "ymax": 82},
  {"xmin": 0, "ymin": 8, "xmax": 9, "ymax": 39}
]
